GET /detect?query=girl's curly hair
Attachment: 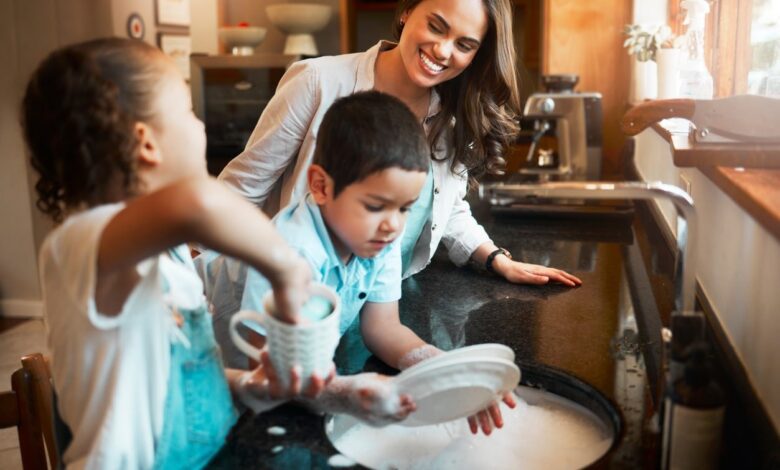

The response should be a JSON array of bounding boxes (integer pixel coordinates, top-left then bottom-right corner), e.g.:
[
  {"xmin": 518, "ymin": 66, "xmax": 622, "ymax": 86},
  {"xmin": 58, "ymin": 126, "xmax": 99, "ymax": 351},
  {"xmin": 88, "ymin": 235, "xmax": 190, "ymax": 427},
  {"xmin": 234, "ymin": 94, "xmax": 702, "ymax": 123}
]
[
  {"xmin": 21, "ymin": 38, "xmax": 169, "ymax": 222},
  {"xmin": 392, "ymin": 0, "xmax": 521, "ymax": 185}
]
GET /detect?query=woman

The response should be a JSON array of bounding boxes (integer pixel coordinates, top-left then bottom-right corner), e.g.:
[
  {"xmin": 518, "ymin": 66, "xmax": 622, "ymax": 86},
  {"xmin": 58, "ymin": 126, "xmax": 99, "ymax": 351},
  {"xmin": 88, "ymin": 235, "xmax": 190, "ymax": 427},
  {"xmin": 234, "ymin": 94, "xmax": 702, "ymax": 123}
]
[{"xmin": 220, "ymin": 0, "xmax": 580, "ymax": 286}]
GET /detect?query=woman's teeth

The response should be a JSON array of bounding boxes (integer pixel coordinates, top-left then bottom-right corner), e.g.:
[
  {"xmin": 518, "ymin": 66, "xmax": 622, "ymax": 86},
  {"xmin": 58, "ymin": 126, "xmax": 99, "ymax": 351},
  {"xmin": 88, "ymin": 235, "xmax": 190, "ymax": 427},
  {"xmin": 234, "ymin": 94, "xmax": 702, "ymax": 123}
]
[{"xmin": 419, "ymin": 51, "xmax": 444, "ymax": 73}]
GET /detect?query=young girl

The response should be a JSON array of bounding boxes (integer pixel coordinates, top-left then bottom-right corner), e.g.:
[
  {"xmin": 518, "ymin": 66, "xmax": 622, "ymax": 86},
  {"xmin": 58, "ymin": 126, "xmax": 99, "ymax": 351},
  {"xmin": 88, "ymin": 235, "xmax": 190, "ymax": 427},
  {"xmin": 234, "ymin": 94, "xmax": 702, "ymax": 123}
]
[
  {"xmin": 218, "ymin": 0, "xmax": 582, "ymax": 288},
  {"xmin": 22, "ymin": 38, "xmax": 326, "ymax": 469}
]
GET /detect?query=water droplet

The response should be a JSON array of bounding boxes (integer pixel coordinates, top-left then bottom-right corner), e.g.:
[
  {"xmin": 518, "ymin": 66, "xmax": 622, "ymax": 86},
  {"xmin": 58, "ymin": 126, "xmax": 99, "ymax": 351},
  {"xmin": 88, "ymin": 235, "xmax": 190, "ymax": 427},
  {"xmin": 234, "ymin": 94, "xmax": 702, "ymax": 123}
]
[{"xmin": 266, "ymin": 426, "xmax": 286, "ymax": 436}]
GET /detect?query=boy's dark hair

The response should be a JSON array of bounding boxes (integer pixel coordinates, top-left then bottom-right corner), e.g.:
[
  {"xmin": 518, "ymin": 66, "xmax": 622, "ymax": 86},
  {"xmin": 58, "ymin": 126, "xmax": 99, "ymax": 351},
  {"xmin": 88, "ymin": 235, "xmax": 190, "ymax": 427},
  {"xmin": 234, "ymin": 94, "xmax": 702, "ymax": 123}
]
[
  {"xmin": 313, "ymin": 91, "xmax": 429, "ymax": 196},
  {"xmin": 21, "ymin": 37, "xmax": 170, "ymax": 222}
]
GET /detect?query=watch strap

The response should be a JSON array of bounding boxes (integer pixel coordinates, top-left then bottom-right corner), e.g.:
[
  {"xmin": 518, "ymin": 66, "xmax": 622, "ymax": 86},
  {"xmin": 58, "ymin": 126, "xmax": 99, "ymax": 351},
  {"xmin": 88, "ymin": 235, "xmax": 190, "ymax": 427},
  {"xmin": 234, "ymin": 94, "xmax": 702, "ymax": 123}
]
[{"xmin": 486, "ymin": 247, "xmax": 511, "ymax": 274}]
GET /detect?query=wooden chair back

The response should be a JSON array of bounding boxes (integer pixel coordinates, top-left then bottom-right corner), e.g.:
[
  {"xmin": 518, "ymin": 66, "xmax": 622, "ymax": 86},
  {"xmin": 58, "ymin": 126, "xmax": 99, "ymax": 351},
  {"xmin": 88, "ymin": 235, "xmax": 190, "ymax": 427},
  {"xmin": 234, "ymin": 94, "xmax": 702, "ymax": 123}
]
[{"xmin": 0, "ymin": 353, "xmax": 61, "ymax": 469}]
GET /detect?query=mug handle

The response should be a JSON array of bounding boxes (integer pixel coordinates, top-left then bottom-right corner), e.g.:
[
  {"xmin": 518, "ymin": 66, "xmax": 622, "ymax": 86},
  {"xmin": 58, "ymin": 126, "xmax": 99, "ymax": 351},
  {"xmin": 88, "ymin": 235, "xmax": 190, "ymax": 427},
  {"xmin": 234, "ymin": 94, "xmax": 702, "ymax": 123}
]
[{"xmin": 229, "ymin": 310, "xmax": 267, "ymax": 360}]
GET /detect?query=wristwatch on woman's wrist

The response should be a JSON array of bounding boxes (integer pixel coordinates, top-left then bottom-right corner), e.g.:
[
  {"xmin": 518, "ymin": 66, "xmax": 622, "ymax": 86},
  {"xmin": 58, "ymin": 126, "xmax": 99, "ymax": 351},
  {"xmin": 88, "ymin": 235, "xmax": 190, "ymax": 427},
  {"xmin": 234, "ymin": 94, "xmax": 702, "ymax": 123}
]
[{"xmin": 485, "ymin": 247, "xmax": 512, "ymax": 274}]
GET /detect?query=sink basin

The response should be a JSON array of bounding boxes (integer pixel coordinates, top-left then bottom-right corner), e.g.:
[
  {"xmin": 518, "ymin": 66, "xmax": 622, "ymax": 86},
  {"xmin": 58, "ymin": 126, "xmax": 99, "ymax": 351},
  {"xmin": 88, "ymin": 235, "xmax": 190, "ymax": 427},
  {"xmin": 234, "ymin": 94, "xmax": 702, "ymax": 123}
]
[
  {"xmin": 265, "ymin": 3, "xmax": 332, "ymax": 55},
  {"xmin": 325, "ymin": 364, "xmax": 620, "ymax": 469}
]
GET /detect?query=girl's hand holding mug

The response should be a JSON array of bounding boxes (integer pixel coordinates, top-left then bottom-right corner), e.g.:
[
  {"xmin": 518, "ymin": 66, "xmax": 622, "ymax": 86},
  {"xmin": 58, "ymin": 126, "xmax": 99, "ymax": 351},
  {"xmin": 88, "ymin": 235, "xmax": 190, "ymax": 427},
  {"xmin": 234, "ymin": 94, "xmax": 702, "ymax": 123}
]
[
  {"xmin": 238, "ymin": 350, "xmax": 336, "ymax": 413},
  {"xmin": 230, "ymin": 282, "xmax": 342, "ymax": 413}
]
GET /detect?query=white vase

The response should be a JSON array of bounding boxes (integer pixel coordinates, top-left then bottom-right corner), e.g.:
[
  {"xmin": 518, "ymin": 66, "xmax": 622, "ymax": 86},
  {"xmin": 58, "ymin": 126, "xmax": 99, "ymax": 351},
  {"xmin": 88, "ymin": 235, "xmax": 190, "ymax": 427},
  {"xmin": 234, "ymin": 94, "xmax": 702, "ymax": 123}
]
[
  {"xmin": 631, "ymin": 58, "xmax": 658, "ymax": 103},
  {"xmin": 656, "ymin": 48, "xmax": 681, "ymax": 99}
]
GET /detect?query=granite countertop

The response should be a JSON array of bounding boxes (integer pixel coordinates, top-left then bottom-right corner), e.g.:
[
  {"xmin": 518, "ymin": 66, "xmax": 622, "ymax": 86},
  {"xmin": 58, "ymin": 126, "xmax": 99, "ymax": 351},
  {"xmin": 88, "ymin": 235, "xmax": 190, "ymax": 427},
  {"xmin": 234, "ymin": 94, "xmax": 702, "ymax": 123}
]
[{"xmin": 208, "ymin": 200, "xmax": 669, "ymax": 469}]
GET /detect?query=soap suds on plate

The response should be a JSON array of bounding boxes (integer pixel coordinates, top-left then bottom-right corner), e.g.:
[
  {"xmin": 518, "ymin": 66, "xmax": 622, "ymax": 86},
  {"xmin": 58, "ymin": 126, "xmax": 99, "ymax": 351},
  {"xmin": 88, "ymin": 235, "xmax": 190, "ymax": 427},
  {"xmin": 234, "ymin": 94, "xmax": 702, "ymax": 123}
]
[{"xmin": 328, "ymin": 387, "xmax": 614, "ymax": 470}]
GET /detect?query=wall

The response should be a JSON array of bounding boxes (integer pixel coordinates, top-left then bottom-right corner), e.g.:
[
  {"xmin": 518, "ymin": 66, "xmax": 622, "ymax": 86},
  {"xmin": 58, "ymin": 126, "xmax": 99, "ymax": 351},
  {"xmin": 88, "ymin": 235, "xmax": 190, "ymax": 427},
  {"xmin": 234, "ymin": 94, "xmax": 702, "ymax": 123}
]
[
  {"xmin": 0, "ymin": 0, "xmax": 118, "ymax": 318},
  {"xmin": 633, "ymin": 0, "xmax": 667, "ymax": 25},
  {"xmin": 634, "ymin": 129, "xmax": 780, "ymax": 432},
  {"xmin": 110, "ymin": 0, "xmax": 159, "ymax": 47}
]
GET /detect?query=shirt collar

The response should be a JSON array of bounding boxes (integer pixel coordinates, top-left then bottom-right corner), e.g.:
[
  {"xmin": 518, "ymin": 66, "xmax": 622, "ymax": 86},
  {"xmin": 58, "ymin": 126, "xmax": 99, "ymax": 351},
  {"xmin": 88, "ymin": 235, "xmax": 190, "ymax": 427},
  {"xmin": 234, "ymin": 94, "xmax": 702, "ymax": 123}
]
[
  {"xmin": 303, "ymin": 194, "xmax": 345, "ymax": 269},
  {"xmin": 302, "ymin": 194, "xmax": 376, "ymax": 283},
  {"xmin": 355, "ymin": 40, "xmax": 394, "ymax": 92}
]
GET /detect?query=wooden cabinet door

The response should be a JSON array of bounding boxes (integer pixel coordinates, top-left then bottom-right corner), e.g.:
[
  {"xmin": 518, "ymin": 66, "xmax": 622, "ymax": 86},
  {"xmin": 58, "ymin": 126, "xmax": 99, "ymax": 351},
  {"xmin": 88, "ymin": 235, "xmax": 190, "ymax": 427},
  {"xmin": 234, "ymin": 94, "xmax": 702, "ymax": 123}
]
[{"xmin": 542, "ymin": 0, "xmax": 632, "ymax": 176}]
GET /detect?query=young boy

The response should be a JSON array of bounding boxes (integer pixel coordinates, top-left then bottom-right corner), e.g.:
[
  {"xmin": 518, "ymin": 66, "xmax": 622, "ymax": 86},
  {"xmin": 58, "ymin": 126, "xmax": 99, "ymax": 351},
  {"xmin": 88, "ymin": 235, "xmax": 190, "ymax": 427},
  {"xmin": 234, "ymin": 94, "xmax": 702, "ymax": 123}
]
[{"xmin": 203, "ymin": 91, "xmax": 512, "ymax": 429}]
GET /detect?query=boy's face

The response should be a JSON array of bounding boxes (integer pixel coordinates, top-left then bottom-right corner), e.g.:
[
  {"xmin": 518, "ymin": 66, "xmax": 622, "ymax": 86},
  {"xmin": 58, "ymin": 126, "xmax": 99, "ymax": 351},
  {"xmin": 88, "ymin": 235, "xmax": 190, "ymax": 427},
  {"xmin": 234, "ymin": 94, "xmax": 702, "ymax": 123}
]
[{"xmin": 313, "ymin": 166, "xmax": 428, "ymax": 262}]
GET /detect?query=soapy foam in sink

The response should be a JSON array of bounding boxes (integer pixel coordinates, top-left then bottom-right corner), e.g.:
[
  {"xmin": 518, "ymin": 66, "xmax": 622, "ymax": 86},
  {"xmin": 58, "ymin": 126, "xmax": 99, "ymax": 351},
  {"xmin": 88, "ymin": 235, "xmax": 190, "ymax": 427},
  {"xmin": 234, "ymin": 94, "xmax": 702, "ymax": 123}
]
[{"xmin": 328, "ymin": 387, "xmax": 614, "ymax": 470}]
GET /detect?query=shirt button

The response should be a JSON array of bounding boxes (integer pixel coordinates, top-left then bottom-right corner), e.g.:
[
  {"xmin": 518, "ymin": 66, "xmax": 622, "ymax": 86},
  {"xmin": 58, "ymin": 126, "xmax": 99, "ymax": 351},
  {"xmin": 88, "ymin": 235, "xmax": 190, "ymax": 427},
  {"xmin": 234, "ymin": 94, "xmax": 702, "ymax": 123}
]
[
  {"xmin": 434, "ymin": 187, "xmax": 440, "ymax": 195},
  {"xmin": 358, "ymin": 292, "xmax": 367, "ymax": 299},
  {"xmin": 431, "ymin": 224, "xmax": 437, "ymax": 231}
]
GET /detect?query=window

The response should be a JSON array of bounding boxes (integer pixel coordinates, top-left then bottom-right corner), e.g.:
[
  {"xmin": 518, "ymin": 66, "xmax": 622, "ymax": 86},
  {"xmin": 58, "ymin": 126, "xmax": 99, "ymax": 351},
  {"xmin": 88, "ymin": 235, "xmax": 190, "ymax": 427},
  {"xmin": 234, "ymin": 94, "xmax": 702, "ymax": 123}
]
[
  {"xmin": 747, "ymin": 0, "xmax": 780, "ymax": 95},
  {"xmin": 670, "ymin": 0, "xmax": 780, "ymax": 97}
]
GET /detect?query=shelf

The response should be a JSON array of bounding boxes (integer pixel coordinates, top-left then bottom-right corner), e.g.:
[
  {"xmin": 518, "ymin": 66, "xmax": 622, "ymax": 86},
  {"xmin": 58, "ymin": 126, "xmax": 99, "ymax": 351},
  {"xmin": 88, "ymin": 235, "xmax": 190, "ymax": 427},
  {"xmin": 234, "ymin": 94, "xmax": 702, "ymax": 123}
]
[{"xmin": 354, "ymin": 1, "xmax": 397, "ymax": 11}]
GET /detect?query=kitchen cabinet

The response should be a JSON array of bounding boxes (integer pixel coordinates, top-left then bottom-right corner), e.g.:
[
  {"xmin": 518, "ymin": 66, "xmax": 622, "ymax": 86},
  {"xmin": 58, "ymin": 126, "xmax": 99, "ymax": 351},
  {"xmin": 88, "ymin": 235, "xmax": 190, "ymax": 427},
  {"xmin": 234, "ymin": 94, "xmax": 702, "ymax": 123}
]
[{"xmin": 541, "ymin": 0, "xmax": 631, "ymax": 177}]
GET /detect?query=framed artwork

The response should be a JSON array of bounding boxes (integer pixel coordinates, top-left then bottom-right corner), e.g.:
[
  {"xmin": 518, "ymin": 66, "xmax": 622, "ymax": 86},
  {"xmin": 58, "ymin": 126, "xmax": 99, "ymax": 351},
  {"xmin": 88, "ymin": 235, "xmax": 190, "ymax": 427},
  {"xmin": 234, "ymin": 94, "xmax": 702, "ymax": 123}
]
[
  {"xmin": 156, "ymin": 0, "xmax": 190, "ymax": 27},
  {"xmin": 158, "ymin": 33, "xmax": 192, "ymax": 81}
]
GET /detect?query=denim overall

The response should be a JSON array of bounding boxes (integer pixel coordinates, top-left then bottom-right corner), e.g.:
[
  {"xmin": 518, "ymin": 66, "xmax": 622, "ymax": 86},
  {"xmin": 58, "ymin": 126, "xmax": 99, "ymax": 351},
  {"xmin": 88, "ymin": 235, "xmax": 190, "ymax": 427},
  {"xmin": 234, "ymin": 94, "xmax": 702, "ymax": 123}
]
[{"xmin": 153, "ymin": 248, "xmax": 238, "ymax": 469}]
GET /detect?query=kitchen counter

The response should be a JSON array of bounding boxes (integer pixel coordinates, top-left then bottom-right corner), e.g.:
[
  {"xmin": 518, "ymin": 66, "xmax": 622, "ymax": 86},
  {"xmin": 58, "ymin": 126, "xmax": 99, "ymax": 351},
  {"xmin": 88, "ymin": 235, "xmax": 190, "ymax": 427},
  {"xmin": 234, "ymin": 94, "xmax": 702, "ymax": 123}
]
[{"xmin": 208, "ymin": 200, "xmax": 670, "ymax": 469}]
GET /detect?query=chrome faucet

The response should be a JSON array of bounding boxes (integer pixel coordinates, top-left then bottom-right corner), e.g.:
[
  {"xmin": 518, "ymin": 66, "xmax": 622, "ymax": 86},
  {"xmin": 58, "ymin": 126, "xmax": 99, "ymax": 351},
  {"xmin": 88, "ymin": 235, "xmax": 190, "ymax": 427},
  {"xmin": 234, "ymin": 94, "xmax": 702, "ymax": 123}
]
[{"xmin": 479, "ymin": 181, "xmax": 698, "ymax": 316}]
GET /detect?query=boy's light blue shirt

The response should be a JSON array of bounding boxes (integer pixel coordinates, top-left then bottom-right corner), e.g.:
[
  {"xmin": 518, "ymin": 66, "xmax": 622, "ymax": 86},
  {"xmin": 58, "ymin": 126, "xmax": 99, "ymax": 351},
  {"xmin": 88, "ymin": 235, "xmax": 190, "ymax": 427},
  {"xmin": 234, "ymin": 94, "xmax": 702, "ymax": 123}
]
[{"xmin": 242, "ymin": 194, "xmax": 402, "ymax": 334}]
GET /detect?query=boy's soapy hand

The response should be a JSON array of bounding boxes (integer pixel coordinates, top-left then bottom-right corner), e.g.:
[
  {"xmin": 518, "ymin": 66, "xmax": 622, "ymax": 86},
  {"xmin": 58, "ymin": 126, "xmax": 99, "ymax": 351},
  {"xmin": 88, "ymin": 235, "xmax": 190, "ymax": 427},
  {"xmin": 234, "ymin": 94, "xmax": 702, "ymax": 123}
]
[
  {"xmin": 467, "ymin": 391, "xmax": 517, "ymax": 436},
  {"xmin": 307, "ymin": 373, "xmax": 416, "ymax": 427},
  {"xmin": 349, "ymin": 373, "xmax": 416, "ymax": 426},
  {"xmin": 269, "ymin": 256, "xmax": 312, "ymax": 324}
]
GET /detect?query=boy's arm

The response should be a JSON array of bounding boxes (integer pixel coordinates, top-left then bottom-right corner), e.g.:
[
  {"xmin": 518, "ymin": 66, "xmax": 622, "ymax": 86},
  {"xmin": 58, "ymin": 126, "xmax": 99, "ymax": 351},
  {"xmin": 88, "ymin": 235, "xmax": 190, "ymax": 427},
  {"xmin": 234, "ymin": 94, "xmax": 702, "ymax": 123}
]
[
  {"xmin": 359, "ymin": 301, "xmax": 429, "ymax": 370},
  {"xmin": 96, "ymin": 176, "xmax": 309, "ymax": 321}
]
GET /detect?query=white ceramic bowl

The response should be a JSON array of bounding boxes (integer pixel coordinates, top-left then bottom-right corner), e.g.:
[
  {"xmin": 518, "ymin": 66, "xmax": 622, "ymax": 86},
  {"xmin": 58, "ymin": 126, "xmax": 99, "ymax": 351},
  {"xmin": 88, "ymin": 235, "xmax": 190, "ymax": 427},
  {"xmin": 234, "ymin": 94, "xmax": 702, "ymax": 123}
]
[
  {"xmin": 265, "ymin": 4, "xmax": 332, "ymax": 34},
  {"xmin": 218, "ymin": 26, "xmax": 267, "ymax": 54}
]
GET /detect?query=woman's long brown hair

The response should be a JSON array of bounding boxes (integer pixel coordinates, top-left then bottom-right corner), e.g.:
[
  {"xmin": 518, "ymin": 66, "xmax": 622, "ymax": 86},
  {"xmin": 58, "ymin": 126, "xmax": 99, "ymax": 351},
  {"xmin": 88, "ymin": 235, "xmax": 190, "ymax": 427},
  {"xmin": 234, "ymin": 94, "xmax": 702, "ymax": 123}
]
[{"xmin": 392, "ymin": 0, "xmax": 521, "ymax": 184}]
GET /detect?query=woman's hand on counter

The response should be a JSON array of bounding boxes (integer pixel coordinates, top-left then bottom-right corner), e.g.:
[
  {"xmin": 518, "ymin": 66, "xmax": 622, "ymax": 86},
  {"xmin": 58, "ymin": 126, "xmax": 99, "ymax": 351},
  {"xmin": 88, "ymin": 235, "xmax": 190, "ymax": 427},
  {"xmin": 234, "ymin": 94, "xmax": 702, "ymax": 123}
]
[
  {"xmin": 492, "ymin": 256, "xmax": 582, "ymax": 287},
  {"xmin": 468, "ymin": 392, "xmax": 517, "ymax": 435}
]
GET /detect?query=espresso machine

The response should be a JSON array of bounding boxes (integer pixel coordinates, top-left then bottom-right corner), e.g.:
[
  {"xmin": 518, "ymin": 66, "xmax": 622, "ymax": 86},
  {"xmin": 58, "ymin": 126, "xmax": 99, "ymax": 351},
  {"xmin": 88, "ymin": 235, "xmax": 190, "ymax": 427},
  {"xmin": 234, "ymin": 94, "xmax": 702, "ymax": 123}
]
[
  {"xmin": 494, "ymin": 75, "xmax": 631, "ymax": 216},
  {"xmin": 513, "ymin": 75, "xmax": 603, "ymax": 182}
]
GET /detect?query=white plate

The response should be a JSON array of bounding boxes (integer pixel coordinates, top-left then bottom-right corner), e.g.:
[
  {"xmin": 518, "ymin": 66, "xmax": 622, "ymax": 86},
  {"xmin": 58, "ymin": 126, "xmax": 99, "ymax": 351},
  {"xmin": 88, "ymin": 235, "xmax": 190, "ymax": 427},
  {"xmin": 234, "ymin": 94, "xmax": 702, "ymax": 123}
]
[
  {"xmin": 393, "ymin": 357, "xmax": 520, "ymax": 427},
  {"xmin": 401, "ymin": 343, "xmax": 515, "ymax": 377}
]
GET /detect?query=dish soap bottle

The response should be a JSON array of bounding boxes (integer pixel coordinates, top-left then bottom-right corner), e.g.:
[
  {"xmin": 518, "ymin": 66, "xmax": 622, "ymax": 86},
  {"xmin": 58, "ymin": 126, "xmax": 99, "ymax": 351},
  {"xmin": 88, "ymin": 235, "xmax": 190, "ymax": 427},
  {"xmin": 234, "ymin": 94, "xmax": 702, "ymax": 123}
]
[
  {"xmin": 677, "ymin": 0, "xmax": 714, "ymax": 99},
  {"xmin": 661, "ymin": 342, "xmax": 725, "ymax": 470}
]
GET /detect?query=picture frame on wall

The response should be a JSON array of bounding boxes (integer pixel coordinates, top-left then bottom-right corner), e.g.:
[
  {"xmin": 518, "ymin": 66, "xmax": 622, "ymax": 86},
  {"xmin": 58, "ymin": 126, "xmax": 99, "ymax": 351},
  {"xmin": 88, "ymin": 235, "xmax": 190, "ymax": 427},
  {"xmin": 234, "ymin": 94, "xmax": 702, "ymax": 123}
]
[
  {"xmin": 156, "ymin": 0, "xmax": 191, "ymax": 27},
  {"xmin": 158, "ymin": 33, "xmax": 192, "ymax": 81}
]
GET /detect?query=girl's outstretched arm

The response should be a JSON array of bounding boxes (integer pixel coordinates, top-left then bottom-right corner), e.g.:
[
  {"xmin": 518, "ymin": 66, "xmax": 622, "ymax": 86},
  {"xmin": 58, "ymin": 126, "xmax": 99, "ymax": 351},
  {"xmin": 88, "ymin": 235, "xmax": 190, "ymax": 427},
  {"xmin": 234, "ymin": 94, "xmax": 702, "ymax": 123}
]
[{"xmin": 96, "ymin": 176, "xmax": 310, "ymax": 321}]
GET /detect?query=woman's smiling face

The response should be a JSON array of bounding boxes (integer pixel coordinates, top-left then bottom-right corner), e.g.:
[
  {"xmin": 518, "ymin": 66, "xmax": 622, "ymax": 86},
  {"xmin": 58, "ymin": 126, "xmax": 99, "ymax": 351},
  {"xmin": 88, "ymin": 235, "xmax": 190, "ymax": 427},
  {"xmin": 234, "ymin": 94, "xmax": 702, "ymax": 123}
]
[{"xmin": 397, "ymin": 0, "xmax": 488, "ymax": 89}]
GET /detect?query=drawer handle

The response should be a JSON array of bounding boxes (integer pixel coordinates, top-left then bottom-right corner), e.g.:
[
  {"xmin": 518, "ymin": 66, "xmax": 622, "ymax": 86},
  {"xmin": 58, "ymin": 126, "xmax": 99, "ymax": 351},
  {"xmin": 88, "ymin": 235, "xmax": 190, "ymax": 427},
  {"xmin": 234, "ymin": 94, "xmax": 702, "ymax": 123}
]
[{"xmin": 234, "ymin": 81, "xmax": 253, "ymax": 91}]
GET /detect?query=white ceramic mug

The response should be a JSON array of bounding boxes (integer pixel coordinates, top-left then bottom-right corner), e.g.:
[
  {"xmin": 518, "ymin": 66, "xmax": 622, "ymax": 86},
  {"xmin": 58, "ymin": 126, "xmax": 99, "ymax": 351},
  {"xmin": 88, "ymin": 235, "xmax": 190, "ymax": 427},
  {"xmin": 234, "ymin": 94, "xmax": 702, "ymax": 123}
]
[{"xmin": 229, "ymin": 282, "xmax": 340, "ymax": 389}]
